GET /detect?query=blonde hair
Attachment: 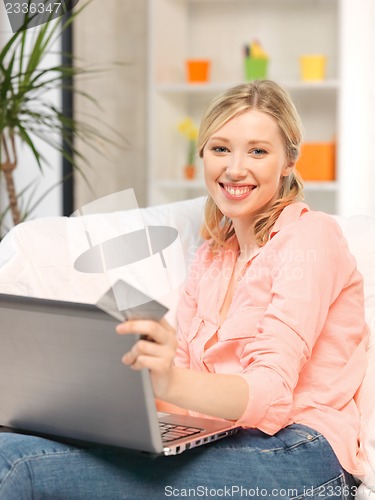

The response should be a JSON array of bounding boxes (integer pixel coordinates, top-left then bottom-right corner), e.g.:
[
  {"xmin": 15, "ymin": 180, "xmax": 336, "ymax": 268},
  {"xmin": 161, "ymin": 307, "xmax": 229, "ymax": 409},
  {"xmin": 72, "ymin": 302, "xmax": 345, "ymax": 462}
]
[{"xmin": 199, "ymin": 80, "xmax": 304, "ymax": 249}]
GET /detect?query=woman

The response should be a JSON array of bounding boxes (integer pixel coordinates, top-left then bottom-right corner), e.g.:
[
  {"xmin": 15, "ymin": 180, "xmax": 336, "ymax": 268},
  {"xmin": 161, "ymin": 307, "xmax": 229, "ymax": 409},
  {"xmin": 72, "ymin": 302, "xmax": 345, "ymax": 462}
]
[{"xmin": 0, "ymin": 81, "xmax": 367, "ymax": 498}]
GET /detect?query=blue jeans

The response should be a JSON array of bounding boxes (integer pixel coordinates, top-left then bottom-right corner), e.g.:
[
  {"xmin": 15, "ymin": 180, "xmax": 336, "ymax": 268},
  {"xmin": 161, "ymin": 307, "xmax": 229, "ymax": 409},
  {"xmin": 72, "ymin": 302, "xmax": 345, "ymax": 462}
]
[{"xmin": 0, "ymin": 424, "xmax": 357, "ymax": 499}]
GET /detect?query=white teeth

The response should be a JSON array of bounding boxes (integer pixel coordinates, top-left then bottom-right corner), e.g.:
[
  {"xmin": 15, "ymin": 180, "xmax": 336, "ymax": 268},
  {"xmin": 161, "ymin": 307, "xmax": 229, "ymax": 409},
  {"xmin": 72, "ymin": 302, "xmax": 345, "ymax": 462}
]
[{"xmin": 224, "ymin": 185, "xmax": 252, "ymax": 196}]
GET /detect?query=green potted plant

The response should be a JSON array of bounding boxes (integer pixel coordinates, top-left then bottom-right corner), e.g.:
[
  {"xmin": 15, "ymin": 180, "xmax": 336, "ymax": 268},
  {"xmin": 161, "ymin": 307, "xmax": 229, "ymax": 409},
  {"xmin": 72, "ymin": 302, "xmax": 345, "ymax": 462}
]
[{"xmin": 0, "ymin": 1, "xmax": 116, "ymax": 235}]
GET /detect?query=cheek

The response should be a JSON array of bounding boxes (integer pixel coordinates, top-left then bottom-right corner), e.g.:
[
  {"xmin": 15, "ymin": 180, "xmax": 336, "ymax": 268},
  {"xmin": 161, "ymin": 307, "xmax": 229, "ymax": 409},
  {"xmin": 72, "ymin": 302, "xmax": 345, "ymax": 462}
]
[
  {"xmin": 203, "ymin": 154, "xmax": 220, "ymax": 177},
  {"xmin": 203, "ymin": 163, "xmax": 217, "ymax": 190},
  {"xmin": 254, "ymin": 169, "xmax": 285, "ymax": 194},
  {"xmin": 202, "ymin": 157, "xmax": 210, "ymax": 177},
  {"xmin": 203, "ymin": 158, "xmax": 213, "ymax": 185}
]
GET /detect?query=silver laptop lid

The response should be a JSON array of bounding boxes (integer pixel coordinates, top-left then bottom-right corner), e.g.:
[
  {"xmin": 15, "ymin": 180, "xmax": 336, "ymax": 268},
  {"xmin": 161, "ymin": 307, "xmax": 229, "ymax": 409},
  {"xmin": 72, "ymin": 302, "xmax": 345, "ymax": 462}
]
[{"xmin": 0, "ymin": 293, "xmax": 164, "ymax": 454}]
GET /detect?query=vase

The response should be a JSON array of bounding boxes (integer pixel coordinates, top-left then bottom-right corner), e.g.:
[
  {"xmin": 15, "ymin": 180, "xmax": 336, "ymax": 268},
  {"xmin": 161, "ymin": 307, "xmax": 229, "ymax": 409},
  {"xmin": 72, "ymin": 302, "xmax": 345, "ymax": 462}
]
[{"xmin": 184, "ymin": 164, "xmax": 196, "ymax": 180}]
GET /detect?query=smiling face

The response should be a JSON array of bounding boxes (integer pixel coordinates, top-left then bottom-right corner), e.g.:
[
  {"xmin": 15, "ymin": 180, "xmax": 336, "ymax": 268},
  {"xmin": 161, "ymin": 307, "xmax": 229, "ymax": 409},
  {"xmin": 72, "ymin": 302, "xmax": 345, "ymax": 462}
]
[{"xmin": 203, "ymin": 109, "xmax": 293, "ymax": 226}]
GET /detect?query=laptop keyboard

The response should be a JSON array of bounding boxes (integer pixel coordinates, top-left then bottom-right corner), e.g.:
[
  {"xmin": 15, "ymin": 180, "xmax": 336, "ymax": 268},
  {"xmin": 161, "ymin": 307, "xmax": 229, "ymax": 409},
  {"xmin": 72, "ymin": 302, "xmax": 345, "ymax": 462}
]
[{"xmin": 159, "ymin": 422, "xmax": 203, "ymax": 443}]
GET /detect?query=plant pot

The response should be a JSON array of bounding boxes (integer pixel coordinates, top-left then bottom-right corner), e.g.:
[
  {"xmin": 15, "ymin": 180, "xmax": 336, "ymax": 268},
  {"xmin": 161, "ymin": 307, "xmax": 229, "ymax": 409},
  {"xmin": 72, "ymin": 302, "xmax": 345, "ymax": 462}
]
[
  {"xmin": 186, "ymin": 60, "xmax": 211, "ymax": 83},
  {"xmin": 184, "ymin": 164, "xmax": 196, "ymax": 180},
  {"xmin": 244, "ymin": 58, "xmax": 268, "ymax": 81},
  {"xmin": 300, "ymin": 55, "xmax": 327, "ymax": 81}
]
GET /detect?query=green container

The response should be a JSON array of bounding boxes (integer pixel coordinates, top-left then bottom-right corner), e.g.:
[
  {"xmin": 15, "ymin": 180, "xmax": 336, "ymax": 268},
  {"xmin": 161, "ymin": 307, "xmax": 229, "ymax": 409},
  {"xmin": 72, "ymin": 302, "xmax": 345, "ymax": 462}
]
[{"xmin": 244, "ymin": 58, "xmax": 268, "ymax": 80}]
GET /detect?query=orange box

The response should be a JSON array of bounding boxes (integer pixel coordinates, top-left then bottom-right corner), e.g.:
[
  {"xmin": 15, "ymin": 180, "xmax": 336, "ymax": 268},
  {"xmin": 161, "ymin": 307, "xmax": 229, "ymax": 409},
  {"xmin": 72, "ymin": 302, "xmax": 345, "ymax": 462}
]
[
  {"xmin": 186, "ymin": 59, "xmax": 211, "ymax": 83},
  {"xmin": 296, "ymin": 142, "xmax": 336, "ymax": 181}
]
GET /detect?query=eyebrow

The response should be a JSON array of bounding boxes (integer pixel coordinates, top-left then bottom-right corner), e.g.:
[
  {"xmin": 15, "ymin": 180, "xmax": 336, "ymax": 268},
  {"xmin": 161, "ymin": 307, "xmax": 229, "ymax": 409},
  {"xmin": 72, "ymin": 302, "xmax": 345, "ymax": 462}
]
[{"xmin": 208, "ymin": 136, "xmax": 272, "ymax": 146}]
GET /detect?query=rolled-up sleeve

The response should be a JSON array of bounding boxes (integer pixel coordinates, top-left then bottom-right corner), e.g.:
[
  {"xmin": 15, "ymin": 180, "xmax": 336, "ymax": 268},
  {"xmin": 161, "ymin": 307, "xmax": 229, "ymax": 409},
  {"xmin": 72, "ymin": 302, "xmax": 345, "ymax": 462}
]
[{"xmin": 235, "ymin": 212, "xmax": 360, "ymax": 433}]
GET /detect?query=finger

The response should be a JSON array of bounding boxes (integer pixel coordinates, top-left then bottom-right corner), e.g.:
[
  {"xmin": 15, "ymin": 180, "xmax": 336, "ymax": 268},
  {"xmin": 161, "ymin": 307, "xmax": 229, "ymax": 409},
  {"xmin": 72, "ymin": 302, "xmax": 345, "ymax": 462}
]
[
  {"xmin": 116, "ymin": 319, "xmax": 175, "ymax": 345},
  {"xmin": 122, "ymin": 338, "xmax": 162, "ymax": 364},
  {"xmin": 116, "ymin": 318, "xmax": 172, "ymax": 335},
  {"xmin": 127, "ymin": 355, "xmax": 172, "ymax": 373},
  {"xmin": 122, "ymin": 341, "xmax": 172, "ymax": 367},
  {"xmin": 116, "ymin": 316, "xmax": 173, "ymax": 333},
  {"xmin": 125, "ymin": 344, "xmax": 174, "ymax": 372}
]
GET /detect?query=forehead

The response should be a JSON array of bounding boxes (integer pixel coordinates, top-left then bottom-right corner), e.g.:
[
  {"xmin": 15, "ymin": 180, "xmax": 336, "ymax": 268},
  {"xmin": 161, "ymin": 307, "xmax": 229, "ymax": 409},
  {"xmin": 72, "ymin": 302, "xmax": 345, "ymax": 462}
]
[{"xmin": 211, "ymin": 109, "xmax": 281, "ymax": 140}]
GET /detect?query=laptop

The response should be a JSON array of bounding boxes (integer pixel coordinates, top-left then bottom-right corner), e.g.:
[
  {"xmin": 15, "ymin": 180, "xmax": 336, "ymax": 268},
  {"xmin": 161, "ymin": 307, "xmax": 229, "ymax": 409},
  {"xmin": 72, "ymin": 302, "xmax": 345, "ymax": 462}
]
[{"xmin": 0, "ymin": 291, "xmax": 239, "ymax": 456}]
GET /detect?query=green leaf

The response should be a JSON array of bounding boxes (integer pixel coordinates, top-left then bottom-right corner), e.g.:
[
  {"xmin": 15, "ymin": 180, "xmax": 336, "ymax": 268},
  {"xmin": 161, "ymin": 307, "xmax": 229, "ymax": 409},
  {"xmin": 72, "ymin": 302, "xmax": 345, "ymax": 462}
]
[
  {"xmin": 17, "ymin": 123, "xmax": 45, "ymax": 170},
  {"xmin": 0, "ymin": 0, "xmax": 123, "ymax": 236}
]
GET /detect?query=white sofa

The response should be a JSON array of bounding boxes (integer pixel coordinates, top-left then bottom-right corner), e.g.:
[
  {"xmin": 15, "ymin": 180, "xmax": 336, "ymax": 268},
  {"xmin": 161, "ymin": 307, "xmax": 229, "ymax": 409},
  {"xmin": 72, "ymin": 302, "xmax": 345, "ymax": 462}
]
[{"xmin": 0, "ymin": 196, "xmax": 374, "ymax": 497}]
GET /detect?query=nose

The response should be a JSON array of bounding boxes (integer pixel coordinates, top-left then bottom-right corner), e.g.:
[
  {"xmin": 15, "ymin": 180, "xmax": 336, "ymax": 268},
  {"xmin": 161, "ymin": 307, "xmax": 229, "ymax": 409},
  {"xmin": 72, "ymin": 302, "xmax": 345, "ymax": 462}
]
[{"xmin": 225, "ymin": 154, "xmax": 248, "ymax": 180}]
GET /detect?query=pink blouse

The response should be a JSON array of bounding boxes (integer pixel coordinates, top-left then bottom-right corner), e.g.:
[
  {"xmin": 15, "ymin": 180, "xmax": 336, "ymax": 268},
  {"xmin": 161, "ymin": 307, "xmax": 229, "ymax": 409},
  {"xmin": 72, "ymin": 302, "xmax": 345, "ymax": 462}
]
[{"xmin": 175, "ymin": 202, "xmax": 369, "ymax": 475}]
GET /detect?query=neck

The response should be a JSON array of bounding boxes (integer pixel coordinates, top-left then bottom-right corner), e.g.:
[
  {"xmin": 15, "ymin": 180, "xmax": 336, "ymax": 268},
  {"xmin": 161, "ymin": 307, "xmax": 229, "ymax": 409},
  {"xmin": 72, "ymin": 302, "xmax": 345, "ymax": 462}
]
[{"xmin": 232, "ymin": 219, "xmax": 259, "ymax": 259}]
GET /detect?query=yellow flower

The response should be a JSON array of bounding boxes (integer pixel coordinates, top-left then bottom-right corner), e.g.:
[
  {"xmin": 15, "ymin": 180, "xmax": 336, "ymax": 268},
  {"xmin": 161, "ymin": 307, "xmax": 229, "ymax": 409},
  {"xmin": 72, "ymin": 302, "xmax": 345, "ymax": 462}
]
[
  {"xmin": 177, "ymin": 117, "xmax": 199, "ymax": 166},
  {"xmin": 177, "ymin": 117, "xmax": 198, "ymax": 141},
  {"xmin": 250, "ymin": 40, "xmax": 269, "ymax": 60}
]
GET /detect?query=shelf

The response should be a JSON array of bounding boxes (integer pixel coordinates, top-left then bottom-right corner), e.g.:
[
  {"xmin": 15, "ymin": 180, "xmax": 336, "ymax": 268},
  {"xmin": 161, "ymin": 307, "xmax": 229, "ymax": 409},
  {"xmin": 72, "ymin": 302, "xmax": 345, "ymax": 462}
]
[
  {"xmin": 303, "ymin": 181, "xmax": 338, "ymax": 191},
  {"xmin": 156, "ymin": 80, "xmax": 340, "ymax": 95},
  {"xmin": 148, "ymin": 0, "xmax": 341, "ymax": 210}
]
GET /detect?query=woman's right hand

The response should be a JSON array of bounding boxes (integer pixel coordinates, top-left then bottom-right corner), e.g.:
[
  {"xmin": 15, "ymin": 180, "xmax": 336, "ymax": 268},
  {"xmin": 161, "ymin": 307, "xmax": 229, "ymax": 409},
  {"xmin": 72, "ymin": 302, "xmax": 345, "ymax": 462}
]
[{"xmin": 116, "ymin": 318, "xmax": 177, "ymax": 401}]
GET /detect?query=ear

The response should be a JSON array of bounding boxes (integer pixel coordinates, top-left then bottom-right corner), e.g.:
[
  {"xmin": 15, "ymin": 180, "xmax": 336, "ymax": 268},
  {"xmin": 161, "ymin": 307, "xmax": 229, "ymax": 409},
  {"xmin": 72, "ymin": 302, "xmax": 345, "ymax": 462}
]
[{"xmin": 281, "ymin": 160, "xmax": 295, "ymax": 178}]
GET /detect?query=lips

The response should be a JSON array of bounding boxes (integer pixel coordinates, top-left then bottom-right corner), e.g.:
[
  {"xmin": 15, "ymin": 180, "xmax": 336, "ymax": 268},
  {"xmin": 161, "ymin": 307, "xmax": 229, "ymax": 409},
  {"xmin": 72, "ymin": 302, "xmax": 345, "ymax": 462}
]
[{"xmin": 220, "ymin": 183, "xmax": 256, "ymax": 199}]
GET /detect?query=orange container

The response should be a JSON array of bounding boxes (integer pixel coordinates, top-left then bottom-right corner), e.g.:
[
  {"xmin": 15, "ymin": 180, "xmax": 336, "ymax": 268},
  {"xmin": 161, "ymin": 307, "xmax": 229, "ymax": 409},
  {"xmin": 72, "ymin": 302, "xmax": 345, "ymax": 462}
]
[
  {"xmin": 186, "ymin": 59, "xmax": 211, "ymax": 83},
  {"xmin": 296, "ymin": 142, "xmax": 336, "ymax": 181}
]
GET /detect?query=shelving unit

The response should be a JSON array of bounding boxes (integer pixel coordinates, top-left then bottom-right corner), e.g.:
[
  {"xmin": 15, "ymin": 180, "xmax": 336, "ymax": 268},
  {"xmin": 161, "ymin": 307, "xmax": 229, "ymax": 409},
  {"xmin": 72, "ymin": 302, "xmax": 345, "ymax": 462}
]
[{"xmin": 147, "ymin": 0, "xmax": 340, "ymax": 213}]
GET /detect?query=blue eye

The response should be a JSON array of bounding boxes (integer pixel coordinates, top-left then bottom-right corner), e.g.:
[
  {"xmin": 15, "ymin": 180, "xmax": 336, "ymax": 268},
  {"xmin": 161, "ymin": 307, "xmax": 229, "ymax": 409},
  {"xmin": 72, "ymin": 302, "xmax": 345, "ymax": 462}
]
[
  {"xmin": 251, "ymin": 148, "xmax": 267, "ymax": 156},
  {"xmin": 212, "ymin": 146, "xmax": 229, "ymax": 153}
]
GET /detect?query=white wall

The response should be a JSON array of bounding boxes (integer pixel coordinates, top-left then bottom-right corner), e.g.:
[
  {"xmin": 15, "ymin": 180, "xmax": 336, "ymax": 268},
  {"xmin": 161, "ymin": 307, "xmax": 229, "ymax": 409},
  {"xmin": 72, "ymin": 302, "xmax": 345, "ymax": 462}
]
[
  {"xmin": 0, "ymin": 3, "xmax": 62, "ymax": 231},
  {"xmin": 73, "ymin": 0, "xmax": 148, "ymax": 210},
  {"xmin": 3, "ymin": 1, "xmax": 375, "ymax": 218},
  {"xmin": 338, "ymin": 0, "xmax": 375, "ymax": 216}
]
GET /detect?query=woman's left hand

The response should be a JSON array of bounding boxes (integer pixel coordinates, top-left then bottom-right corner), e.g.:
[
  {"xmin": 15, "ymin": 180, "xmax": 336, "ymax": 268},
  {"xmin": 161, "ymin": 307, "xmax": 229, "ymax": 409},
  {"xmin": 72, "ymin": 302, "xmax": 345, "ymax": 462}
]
[{"xmin": 116, "ymin": 318, "xmax": 177, "ymax": 400}]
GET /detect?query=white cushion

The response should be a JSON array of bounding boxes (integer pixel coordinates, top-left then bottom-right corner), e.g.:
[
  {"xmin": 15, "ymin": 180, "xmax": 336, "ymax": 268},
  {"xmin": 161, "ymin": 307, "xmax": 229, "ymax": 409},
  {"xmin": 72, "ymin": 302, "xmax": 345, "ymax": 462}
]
[
  {"xmin": 0, "ymin": 197, "xmax": 206, "ymax": 326},
  {"xmin": 333, "ymin": 215, "xmax": 375, "ymax": 494},
  {"xmin": 334, "ymin": 215, "xmax": 375, "ymax": 335}
]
